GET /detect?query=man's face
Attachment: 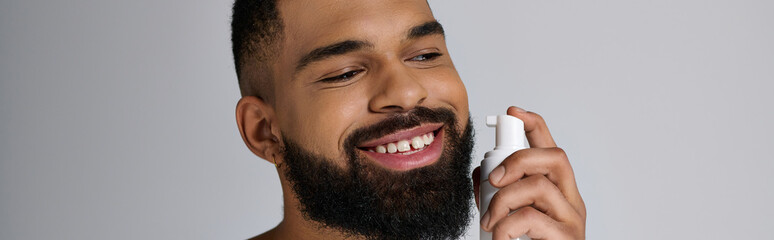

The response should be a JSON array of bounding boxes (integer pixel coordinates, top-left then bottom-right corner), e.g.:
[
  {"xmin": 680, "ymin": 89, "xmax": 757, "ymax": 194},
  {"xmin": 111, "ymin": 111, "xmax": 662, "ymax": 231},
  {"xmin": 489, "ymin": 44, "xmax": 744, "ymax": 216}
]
[
  {"xmin": 272, "ymin": 0, "xmax": 469, "ymax": 167},
  {"xmin": 269, "ymin": 0, "xmax": 472, "ymax": 238}
]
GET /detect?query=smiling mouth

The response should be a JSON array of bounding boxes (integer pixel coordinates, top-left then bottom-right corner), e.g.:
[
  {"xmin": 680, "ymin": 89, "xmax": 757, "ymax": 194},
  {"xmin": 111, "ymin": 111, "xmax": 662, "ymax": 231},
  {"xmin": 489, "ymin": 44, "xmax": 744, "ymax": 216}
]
[
  {"xmin": 358, "ymin": 129, "xmax": 439, "ymax": 155},
  {"xmin": 353, "ymin": 123, "xmax": 445, "ymax": 170}
]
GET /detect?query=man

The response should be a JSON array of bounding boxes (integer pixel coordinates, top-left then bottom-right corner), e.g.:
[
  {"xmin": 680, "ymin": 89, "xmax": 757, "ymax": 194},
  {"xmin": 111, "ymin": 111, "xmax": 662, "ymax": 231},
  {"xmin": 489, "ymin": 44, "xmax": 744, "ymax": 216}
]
[{"xmin": 232, "ymin": 0, "xmax": 586, "ymax": 239}]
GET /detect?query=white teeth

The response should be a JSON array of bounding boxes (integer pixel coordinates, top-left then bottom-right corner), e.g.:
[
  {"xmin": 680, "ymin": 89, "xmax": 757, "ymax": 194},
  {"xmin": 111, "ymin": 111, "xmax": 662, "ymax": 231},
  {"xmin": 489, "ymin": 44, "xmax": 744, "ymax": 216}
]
[
  {"xmin": 368, "ymin": 132, "xmax": 436, "ymax": 154},
  {"xmin": 375, "ymin": 145, "xmax": 387, "ymax": 153},
  {"xmin": 387, "ymin": 143, "xmax": 398, "ymax": 153},
  {"xmin": 411, "ymin": 136, "xmax": 424, "ymax": 149},
  {"xmin": 397, "ymin": 140, "xmax": 411, "ymax": 152}
]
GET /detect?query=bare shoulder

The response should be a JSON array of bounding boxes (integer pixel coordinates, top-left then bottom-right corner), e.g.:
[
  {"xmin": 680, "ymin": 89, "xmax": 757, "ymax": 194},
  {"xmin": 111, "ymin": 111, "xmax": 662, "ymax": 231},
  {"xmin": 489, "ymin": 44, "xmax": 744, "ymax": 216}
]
[{"xmin": 247, "ymin": 228, "xmax": 277, "ymax": 240}]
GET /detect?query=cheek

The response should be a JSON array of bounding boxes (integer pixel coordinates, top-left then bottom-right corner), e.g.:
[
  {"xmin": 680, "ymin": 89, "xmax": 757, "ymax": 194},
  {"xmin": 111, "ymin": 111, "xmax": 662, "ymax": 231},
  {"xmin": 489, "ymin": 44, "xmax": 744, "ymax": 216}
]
[
  {"xmin": 423, "ymin": 67, "xmax": 469, "ymax": 116},
  {"xmin": 441, "ymin": 78, "xmax": 470, "ymax": 128},
  {"xmin": 277, "ymin": 85, "xmax": 370, "ymax": 164}
]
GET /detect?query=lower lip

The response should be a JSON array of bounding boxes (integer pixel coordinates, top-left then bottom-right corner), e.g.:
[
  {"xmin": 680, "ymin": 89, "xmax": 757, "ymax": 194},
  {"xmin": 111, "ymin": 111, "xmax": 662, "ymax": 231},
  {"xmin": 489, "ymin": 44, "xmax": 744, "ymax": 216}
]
[{"xmin": 359, "ymin": 129, "xmax": 444, "ymax": 171}]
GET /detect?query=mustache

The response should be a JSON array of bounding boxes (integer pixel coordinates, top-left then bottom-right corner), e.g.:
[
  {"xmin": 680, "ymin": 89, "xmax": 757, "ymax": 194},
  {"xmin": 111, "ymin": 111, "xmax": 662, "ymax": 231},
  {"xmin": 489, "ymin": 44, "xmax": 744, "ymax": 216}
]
[{"xmin": 344, "ymin": 107, "xmax": 457, "ymax": 148}]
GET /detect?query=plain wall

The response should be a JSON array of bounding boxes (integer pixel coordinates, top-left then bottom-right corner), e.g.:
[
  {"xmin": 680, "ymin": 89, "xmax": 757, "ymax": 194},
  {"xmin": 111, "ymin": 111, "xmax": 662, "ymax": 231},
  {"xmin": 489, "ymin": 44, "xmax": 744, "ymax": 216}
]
[{"xmin": 1, "ymin": 0, "xmax": 772, "ymax": 239}]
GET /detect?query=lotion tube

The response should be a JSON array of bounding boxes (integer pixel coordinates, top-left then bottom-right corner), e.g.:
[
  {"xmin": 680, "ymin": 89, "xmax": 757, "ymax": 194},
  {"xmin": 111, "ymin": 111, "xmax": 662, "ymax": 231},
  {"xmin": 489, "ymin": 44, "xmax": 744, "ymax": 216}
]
[{"xmin": 480, "ymin": 115, "xmax": 530, "ymax": 240}]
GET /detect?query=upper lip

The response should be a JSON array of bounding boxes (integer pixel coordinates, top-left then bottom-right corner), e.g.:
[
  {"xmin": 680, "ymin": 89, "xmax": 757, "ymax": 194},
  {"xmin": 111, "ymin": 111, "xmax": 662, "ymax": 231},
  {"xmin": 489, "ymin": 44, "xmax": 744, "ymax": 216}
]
[{"xmin": 356, "ymin": 123, "xmax": 443, "ymax": 148}]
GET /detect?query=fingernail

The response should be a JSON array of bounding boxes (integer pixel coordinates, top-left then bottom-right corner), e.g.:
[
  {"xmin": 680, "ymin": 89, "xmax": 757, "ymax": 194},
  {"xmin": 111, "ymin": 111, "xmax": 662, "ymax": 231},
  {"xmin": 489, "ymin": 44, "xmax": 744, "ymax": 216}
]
[
  {"xmin": 481, "ymin": 211, "xmax": 491, "ymax": 229},
  {"xmin": 511, "ymin": 106, "xmax": 527, "ymax": 113},
  {"xmin": 490, "ymin": 166, "xmax": 505, "ymax": 185}
]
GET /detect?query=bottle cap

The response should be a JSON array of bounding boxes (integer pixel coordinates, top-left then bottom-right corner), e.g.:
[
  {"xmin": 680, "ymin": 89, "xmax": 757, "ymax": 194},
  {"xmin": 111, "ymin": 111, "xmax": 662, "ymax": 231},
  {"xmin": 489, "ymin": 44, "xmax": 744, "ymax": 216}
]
[{"xmin": 486, "ymin": 115, "xmax": 526, "ymax": 150}]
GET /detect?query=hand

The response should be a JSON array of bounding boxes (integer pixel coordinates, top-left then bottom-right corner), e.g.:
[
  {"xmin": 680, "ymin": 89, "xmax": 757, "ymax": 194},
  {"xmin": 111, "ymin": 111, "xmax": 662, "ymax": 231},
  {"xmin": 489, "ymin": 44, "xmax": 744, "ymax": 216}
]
[{"xmin": 472, "ymin": 106, "xmax": 586, "ymax": 239}]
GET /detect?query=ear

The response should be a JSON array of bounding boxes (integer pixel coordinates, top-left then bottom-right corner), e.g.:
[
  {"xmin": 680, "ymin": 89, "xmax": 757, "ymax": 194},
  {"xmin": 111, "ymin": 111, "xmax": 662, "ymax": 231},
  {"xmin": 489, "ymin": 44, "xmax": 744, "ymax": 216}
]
[{"xmin": 236, "ymin": 96, "xmax": 281, "ymax": 164}]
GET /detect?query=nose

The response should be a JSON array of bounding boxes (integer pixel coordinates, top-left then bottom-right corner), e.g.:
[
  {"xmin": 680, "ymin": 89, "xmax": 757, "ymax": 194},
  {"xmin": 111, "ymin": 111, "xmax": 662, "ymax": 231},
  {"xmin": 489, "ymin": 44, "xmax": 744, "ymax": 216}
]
[{"xmin": 368, "ymin": 63, "xmax": 428, "ymax": 113}]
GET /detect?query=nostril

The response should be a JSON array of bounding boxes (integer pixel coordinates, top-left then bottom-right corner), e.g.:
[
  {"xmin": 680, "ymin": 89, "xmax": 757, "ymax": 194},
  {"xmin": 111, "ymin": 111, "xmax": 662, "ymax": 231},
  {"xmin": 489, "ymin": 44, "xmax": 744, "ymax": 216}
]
[{"xmin": 380, "ymin": 105, "xmax": 405, "ymax": 112}]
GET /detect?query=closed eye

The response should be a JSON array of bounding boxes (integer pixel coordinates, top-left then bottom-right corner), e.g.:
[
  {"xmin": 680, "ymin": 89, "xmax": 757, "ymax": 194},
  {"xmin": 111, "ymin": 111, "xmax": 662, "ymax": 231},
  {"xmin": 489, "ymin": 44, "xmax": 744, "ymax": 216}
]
[{"xmin": 319, "ymin": 69, "xmax": 363, "ymax": 83}]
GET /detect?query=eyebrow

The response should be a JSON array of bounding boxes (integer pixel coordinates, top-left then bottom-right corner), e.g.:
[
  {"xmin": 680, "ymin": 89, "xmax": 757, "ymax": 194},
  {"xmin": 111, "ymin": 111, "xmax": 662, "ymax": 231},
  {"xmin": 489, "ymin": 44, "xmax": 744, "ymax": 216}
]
[
  {"xmin": 406, "ymin": 20, "xmax": 445, "ymax": 40},
  {"xmin": 295, "ymin": 40, "xmax": 373, "ymax": 73},
  {"xmin": 293, "ymin": 20, "xmax": 445, "ymax": 74}
]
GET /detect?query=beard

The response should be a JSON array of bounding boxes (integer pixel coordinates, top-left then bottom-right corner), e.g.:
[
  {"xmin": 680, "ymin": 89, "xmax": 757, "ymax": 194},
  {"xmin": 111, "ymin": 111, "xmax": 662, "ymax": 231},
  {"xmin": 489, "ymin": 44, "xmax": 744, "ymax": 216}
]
[{"xmin": 280, "ymin": 107, "xmax": 475, "ymax": 240}]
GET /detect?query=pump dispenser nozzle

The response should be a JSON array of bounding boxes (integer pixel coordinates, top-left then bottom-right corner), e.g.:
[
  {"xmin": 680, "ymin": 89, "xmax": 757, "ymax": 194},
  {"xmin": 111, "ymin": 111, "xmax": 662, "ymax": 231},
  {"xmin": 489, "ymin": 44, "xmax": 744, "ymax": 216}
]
[{"xmin": 486, "ymin": 115, "xmax": 526, "ymax": 150}]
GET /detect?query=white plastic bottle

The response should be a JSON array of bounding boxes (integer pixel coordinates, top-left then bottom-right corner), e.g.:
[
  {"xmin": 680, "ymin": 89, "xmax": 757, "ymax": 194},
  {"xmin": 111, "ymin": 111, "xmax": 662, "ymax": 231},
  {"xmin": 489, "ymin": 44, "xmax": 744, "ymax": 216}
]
[{"xmin": 480, "ymin": 115, "xmax": 530, "ymax": 240}]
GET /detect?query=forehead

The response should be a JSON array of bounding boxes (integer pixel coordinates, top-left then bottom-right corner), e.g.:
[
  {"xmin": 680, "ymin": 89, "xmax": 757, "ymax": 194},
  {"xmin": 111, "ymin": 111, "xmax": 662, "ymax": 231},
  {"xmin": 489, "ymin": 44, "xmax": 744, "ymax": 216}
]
[{"xmin": 277, "ymin": 0, "xmax": 435, "ymax": 62}]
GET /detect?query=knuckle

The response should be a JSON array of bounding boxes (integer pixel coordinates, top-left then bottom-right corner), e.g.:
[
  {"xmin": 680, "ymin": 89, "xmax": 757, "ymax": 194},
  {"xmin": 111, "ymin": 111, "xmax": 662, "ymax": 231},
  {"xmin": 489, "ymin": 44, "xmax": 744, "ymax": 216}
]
[
  {"xmin": 524, "ymin": 175, "xmax": 554, "ymax": 191},
  {"xmin": 552, "ymin": 147, "xmax": 568, "ymax": 159},
  {"xmin": 529, "ymin": 111, "xmax": 545, "ymax": 122},
  {"xmin": 534, "ymin": 175, "xmax": 555, "ymax": 190},
  {"xmin": 531, "ymin": 112, "xmax": 550, "ymax": 127},
  {"xmin": 492, "ymin": 221, "xmax": 508, "ymax": 233},
  {"xmin": 491, "ymin": 217, "xmax": 518, "ymax": 238},
  {"xmin": 550, "ymin": 147, "xmax": 573, "ymax": 172},
  {"xmin": 490, "ymin": 190, "xmax": 506, "ymax": 207},
  {"xmin": 506, "ymin": 148, "xmax": 532, "ymax": 166},
  {"xmin": 508, "ymin": 149, "xmax": 527, "ymax": 161},
  {"xmin": 518, "ymin": 206, "xmax": 541, "ymax": 220}
]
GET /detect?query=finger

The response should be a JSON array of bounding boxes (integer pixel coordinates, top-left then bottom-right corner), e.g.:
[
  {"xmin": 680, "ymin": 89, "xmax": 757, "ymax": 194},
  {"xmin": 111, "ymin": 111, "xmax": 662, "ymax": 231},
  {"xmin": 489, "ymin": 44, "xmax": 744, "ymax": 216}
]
[
  {"xmin": 490, "ymin": 147, "xmax": 585, "ymax": 217},
  {"xmin": 472, "ymin": 166, "xmax": 481, "ymax": 208},
  {"xmin": 507, "ymin": 106, "xmax": 556, "ymax": 148},
  {"xmin": 490, "ymin": 207, "xmax": 573, "ymax": 240},
  {"xmin": 483, "ymin": 175, "xmax": 582, "ymax": 232},
  {"xmin": 491, "ymin": 148, "xmax": 574, "ymax": 192}
]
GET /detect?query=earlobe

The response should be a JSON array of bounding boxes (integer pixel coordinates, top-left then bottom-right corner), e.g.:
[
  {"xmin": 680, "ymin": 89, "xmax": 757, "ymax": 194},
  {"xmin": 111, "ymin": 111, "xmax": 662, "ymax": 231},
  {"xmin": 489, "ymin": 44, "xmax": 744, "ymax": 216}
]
[{"xmin": 235, "ymin": 96, "xmax": 281, "ymax": 164}]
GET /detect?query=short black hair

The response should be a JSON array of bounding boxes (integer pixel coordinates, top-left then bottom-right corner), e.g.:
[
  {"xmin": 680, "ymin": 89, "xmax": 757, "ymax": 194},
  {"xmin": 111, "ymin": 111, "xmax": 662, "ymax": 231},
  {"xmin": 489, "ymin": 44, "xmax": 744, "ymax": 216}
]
[{"xmin": 231, "ymin": 0, "xmax": 283, "ymax": 99}]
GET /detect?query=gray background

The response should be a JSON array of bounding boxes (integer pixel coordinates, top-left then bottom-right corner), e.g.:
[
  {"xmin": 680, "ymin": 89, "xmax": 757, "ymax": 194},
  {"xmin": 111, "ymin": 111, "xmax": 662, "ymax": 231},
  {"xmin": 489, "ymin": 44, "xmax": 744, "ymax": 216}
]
[{"xmin": 1, "ymin": 0, "xmax": 772, "ymax": 239}]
